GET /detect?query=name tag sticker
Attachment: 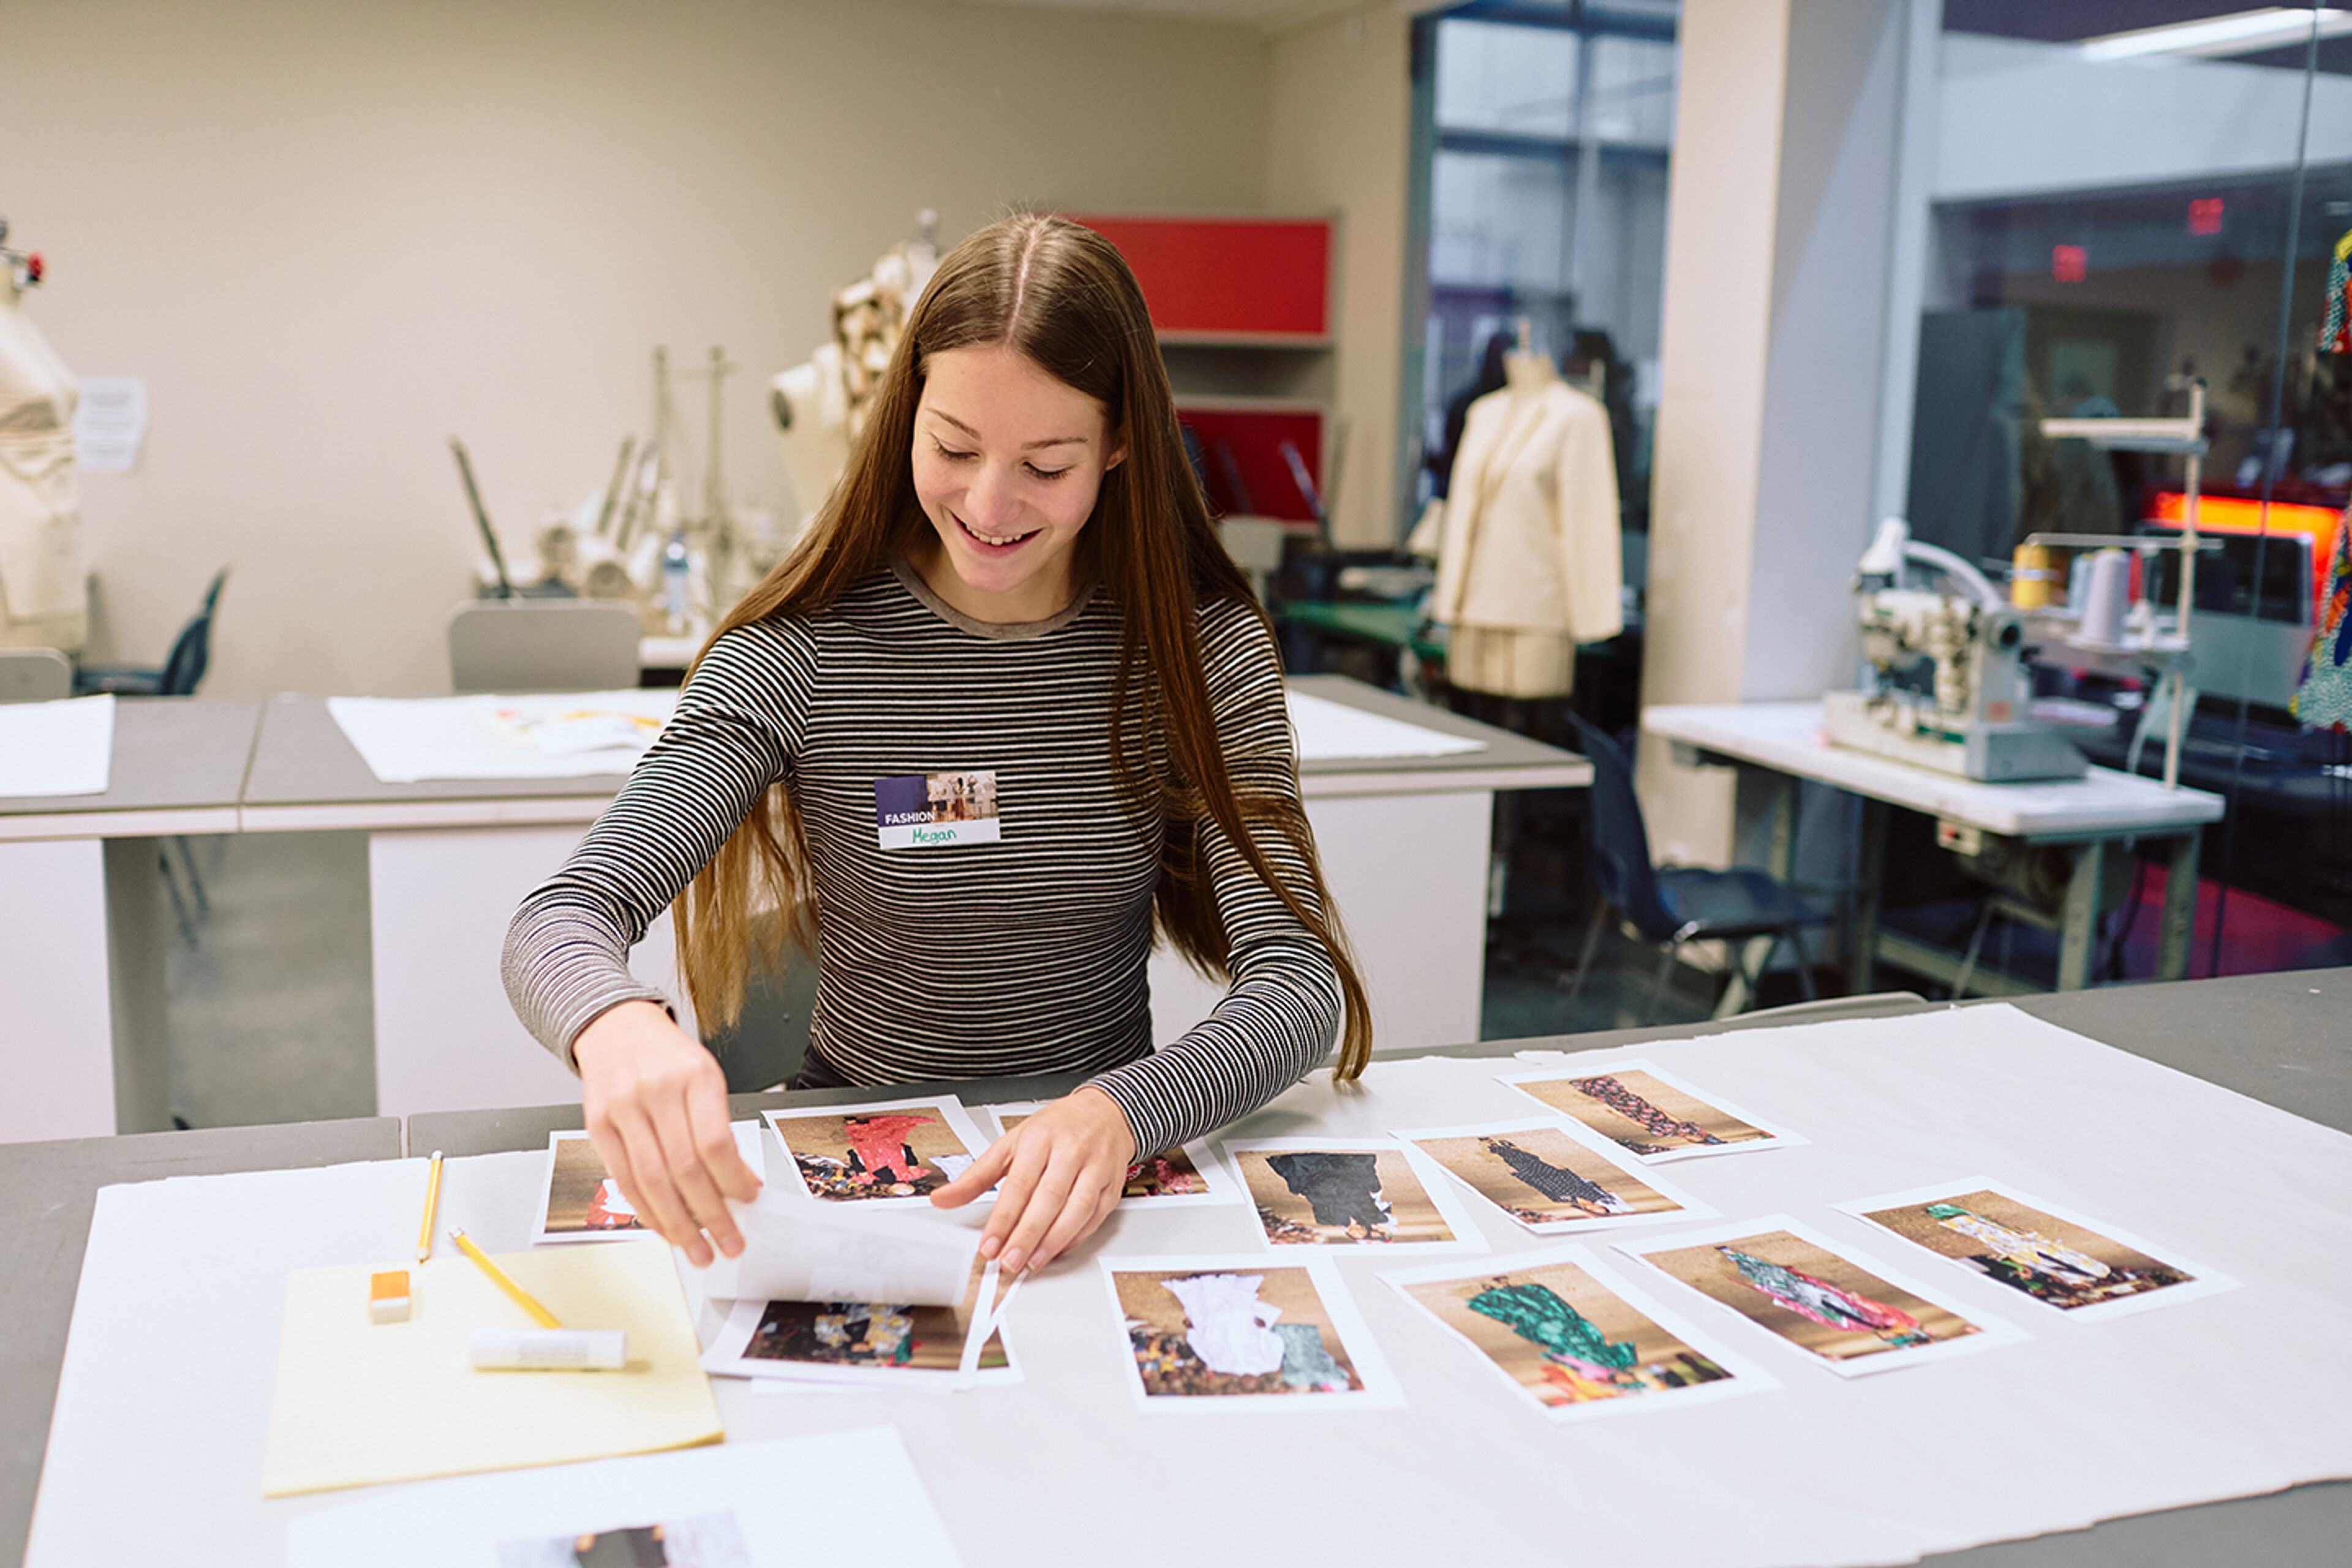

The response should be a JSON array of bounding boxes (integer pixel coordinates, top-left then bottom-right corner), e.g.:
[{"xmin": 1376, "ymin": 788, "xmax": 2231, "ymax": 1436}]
[{"xmin": 875, "ymin": 770, "xmax": 1003, "ymax": 848}]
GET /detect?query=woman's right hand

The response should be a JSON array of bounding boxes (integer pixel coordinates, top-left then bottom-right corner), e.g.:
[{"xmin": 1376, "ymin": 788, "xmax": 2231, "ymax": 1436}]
[{"xmin": 573, "ymin": 1000, "xmax": 763, "ymax": 1267}]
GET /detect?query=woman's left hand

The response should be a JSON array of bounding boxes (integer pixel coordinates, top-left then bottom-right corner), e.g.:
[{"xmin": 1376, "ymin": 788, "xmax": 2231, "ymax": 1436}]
[{"xmin": 931, "ymin": 1085, "xmax": 1136, "ymax": 1276}]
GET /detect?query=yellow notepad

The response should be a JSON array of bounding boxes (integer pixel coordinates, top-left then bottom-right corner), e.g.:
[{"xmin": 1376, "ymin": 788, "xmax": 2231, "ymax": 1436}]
[{"xmin": 259, "ymin": 1236, "xmax": 722, "ymax": 1497}]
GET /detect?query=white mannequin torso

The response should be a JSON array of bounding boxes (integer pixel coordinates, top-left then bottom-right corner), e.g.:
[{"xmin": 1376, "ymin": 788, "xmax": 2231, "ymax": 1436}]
[
  {"xmin": 769, "ymin": 343, "xmax": 852, "ymax": 543},
  {"xmin": 0, "ymin": 277, "xmax": 88, "ymax": 651}
]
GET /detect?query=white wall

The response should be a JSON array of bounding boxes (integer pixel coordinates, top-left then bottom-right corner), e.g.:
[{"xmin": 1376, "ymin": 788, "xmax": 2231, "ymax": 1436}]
[
  {"xmin": 1265, "ymin": 4, "xmax": 1414, "ymax": 549},
  {"xmin": 10, "ymin": 0, "xmax": 1274, "ymax": 695},
  {"xmin": 1638, "ymin": 0, "xmax": 1793, "ymax": 867},
  {"xmin": 1641, "ymin": 0, "xmax": 1920, "ymax": 870}
]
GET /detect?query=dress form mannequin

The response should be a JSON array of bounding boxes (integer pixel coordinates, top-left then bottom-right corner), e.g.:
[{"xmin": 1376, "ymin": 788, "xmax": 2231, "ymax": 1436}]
[
  {"xmin": 1433, "ymin": 343, "xmax": 1622, "ymax": 700},
  {"xmin": 767, "ymin": 234, "xmax": 940, "ymax": 545},
  {"xmin": 0, "ymin": 243, "xmax": 88, "ymax": 653},
  {"xmin": 767, "ymin": 344, "xmax": 851, "ymax": 544}
]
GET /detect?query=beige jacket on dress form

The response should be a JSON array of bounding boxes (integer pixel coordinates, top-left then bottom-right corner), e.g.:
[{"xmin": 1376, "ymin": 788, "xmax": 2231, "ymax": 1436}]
[{"xmin": 1430, "ymin": 378, "xmax": 1624, "ymax": 646}]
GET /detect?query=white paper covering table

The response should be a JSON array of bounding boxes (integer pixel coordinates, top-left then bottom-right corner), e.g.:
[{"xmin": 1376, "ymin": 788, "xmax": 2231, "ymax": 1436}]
[
  {"xmin": 24, "ymin": 996, "xmax": 2352, "ymax": 1567},
  {"xmin": 0, "ymin": 696, "xmax": 261, "ymax": 1142},
  {"xmin": 1642, "ymin": 700, "xmax": 2224, "ymax": 993},
  {"xmin": 243, "ymin": 678, "xmax": 1588, "ymax": 1120}
]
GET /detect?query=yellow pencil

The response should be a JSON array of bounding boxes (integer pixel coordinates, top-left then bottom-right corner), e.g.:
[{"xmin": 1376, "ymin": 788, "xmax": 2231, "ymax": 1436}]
[
  {"xmin": 415, "ymin": 1150, "xmax": 445, "ymax": 1265},
  {"xmin": 448, "ymin": 1228, "xmax": 564, "ymax": 1329}
]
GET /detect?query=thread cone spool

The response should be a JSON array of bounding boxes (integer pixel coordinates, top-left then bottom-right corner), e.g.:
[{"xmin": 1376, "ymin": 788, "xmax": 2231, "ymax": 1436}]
[
  {"xmin": 2067, "ymin": 552, "xmax": 2095, "ymax": 612},
  {"xmin": 2011, "ymin": 543, "xmax": 2056, "ymax": 608},
  {"xmin": 2078, "ymin": 548, "xmax": 2130, "ymax": 647}
]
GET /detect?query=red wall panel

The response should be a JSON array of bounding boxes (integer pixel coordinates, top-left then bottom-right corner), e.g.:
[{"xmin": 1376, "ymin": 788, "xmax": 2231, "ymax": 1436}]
[{"xmin": 1066, "ymin": 215, "xmax": 1330, "ymax": 339}]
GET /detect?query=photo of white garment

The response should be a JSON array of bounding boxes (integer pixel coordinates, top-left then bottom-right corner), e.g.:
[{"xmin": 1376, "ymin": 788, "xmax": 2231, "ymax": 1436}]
[
  {"xmin": 1932, "ymin": 1207, "xmax": 2110, "ymax": 1287},
  {"xmin": 1162, "ymin": 1273, "xmax": 1285, "ymax": 1378}
]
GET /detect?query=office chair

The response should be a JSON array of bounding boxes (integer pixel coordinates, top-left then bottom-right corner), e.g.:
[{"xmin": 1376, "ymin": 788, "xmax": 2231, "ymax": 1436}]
[
  {"xmin": 1562, "ymin": 712, "xmax": 1830, "ymax": 1023},
  {"xmin": 447, "ymin": 599, "xmax": 643, "ymax": 693},
  {"xmin": 0, "ymin": 647, "xmax": 72, "ymax": 703},
  {"xmin": 71, "ymin": 567, "xmax": 230, "ymax": 944},
  {"xmin": 75, "ymin": 567, "xmax": 229, "ymax": 697}
]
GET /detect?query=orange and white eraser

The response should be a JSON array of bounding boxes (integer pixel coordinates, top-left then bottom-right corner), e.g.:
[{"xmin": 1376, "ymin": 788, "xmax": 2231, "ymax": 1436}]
[{"xmin": 369, "ymin": 1270, "xmax": 412, "ymax": 1324}]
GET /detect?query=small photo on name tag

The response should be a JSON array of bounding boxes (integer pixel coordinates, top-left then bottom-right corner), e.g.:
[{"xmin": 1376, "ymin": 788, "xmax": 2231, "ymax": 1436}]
[{"xmin": 875, "ymin": 769, "xmax": 1002, "ymax": 848}]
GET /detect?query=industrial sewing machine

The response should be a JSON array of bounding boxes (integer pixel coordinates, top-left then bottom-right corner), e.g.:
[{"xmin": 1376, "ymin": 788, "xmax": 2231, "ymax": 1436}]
[
  {"xmin": 1822, "ymin": 518, "xmax": 2091, "ymax": 782},
  {"xmin": 1827, "ymin": 387, "xmax": 2215, "ymax": 788}
]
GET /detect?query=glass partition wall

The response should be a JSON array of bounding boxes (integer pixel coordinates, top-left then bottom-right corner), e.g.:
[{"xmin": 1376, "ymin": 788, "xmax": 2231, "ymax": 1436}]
[
  {"xmin": 1910, "ymin": 4, "xmax": 2350, "ymax": 978},
  {"xmin": 1411, "ymin": 2, "xmax": 1677, "ymax": 534}
]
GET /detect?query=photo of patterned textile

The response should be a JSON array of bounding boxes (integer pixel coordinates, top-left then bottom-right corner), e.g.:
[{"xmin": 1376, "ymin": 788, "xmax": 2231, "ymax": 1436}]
[
  {"xmin": 763, "ymin": 1098, "xmax": 987, "ymax": 1205},
  {"xmin": 1223, "ymin": 1139, "xmax": 1480, "ymax": 1247},
  {"xmin": 1398, "ymin": 1117, "xmax": 1711, "ymax": 1234},
  {"xmin": 496, "ymin": 1513, "xmax": 752, "ymax": 1567},
  {"xmin": 1619, "ymin": 1216, "xmax": 2028, "ymax": 1376},
  {"xmin": 1101, "ymin": 1255, "xmax": 1402, "ymax": 1412},
  {"xmin": 701, "ymin": 1256, "xmax": 1014, "ymax": 1388},
  {"xmin": 1839, "ymin": 1180, "xmax": 2238, "ymax": 1321},
  {"xmin": 1385, "ymin": 1246, "xmax": 1776, "ymax": 1422},
  {"xmin": 1494, "ymin": 1058, "xmax": 1804, "ymax": 1162},
  {"xmin": 741, "ymin": 1296, "xmax": 1006, "ymax": 1374},
  {"xmin": 990, "ymin": 1104, "xmax": 1229, "ymax": 1204}
]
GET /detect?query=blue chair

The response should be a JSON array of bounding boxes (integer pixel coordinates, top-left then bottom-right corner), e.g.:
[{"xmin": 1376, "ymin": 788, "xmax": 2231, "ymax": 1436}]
[
  {"xmin": 75, "ymin": 567, "xmax": 228, "ymax": 696},
  {"xmin": 1564, "ymin": 712, "xmax": 1829, "ymax": 1022},
  {"xmin": 73, "ymin": 567, "xmax": 229, "ymax": 944}
]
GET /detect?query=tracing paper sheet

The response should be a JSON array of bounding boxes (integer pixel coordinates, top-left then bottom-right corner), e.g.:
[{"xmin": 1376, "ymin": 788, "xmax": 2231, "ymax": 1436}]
[
  {"xmin": 27, "ymin": 1006, "xmax": 2352, "ymax": 1567},
  {"xmin": 1284, "ymin": 688, "xmax": 1485, "ymax": 760},
  {"xmin": 285, "ymin": 1428, "xmax": 962, "ymax": 1568},
  {"xmin": 327, "ymin": 690, "xmax": 677, "ymax": 782}
]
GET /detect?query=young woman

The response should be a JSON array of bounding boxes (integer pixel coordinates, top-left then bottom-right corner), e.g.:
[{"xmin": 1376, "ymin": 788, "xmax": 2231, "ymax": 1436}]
[{"xmin": 502, "ymin": 213, "xmax": 1371, "ymax": 1280}]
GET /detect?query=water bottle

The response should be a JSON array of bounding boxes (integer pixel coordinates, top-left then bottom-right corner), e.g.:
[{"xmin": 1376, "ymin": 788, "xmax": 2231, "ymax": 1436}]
[{"xmin": 662, "ymin": 529, "xmax": 691, "ymax": 633}]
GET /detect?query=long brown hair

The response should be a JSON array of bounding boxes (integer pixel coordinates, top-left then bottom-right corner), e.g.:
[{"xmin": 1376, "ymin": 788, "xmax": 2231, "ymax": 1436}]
[{"xmin": 677, "ymin": 213, "xmax": 1372, "ymax": 1080}]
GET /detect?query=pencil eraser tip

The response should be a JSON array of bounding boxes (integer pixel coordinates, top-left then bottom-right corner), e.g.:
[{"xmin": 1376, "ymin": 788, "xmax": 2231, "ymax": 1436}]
[{"xmin": 369, "ymin": 1269, "xmax": 412, "ymax": 1324}]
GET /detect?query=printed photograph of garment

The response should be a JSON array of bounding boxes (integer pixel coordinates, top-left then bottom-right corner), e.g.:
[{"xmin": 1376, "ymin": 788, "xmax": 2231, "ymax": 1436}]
[
  {"xmin": 1639, "ymin": 1229, "xmax": 1981, "ymax": 1364},
  {"xmin": 1409, "ymin": 1126, "xmax": 1681, "ymax": 1229},
  {"xmin": 541, "ymin": 1133, "xmax": 647, "ymax": 1237},
  {"xmin": 494, "ymin": 1512, "xmax": 754, "ymax": 1568},
  {"xmin": 1719, "ymin": 1249, "xmax": 1930, "ymax": 1346},
  {"xmin": 1858, "ymin": 1188, "xmax": 2195, "ymax": 1310},
  {"xmin": 1235, "ymin": 1146, "xmax": 1457, "ymax": 1245},
  {"xmin": 1508, "ymin": 1068, "xmax": 1773, "ymax": 1158},
  {"xmin": 742, "ymin": 1295, "xmax": 1007, "ymax": 1374},
  {"xmin": 1125, "ymin": 1150, "xmax": 1208, "ymax": 1199},
  {"xmin": 995, "ymin": 1109, "xmax": 1213, "ymax": 1199},
  {"xmin": 1112, "ymin": 1266, "xmax": 1364, "ymax": 1398},
  {"xmin": 769, "ymin": 1107, "xmax": 971, "ymax": 1200},
  {"xmin": 1400, "ymin": 1259, "xmax": 1734, "ymax": 1411}
]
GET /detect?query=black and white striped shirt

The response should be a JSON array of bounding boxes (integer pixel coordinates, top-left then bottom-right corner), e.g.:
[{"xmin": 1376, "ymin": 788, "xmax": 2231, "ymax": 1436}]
[{"xmin": 502, "ymin": 560, "xmax": 1343, "ymax": 1157}]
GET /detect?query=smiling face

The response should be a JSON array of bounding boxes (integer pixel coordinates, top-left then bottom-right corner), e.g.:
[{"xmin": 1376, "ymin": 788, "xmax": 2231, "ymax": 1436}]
[{"xmin": 908, "ymin": 342, "xmax": 1124, "ymax": 624}]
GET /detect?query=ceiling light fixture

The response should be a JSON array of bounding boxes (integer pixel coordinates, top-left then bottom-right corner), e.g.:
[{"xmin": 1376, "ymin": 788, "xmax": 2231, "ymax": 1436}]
[{"xmin": 2079, "ymin": 7, "xmax": 2352, "ymax": 62}]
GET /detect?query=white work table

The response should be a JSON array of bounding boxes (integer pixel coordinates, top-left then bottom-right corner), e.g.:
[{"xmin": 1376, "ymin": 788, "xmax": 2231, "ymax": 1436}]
[
  {"xmin": 239, "ymin": 677, "xmax": 1589, "ymax": 1121},
  {"xmin": 0, "ymin": 698, "xmax": 262, "ymax": 1141},
  {"xmin": 17, "ymin": 973, "xmax": 2352, "ymax": 1567},
  {"xmin": 1643, "ymin": 701, "xmax": 2225, "ymax": 993}
]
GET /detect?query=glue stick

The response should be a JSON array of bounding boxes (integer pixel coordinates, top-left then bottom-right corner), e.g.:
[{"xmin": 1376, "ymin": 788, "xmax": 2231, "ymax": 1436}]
[{"xmin": 467, "ymin": 1328, "xmax": 627, "ymax": 1370}]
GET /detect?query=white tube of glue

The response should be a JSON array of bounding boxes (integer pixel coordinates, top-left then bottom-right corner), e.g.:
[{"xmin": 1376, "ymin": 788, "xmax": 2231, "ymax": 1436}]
[{"xmin": 468, "ymin": 1328, "xmax": 627, "ymax": 1370}]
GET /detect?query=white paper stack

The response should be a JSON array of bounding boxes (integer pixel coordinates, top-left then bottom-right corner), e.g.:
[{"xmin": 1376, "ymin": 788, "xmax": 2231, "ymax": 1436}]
[{"xmin": 0, "ymin": 693, "xmax": 113, "ymax": 797}]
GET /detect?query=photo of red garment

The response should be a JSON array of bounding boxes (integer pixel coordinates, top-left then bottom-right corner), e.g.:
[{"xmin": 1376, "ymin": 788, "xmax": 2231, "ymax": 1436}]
[{"xmin": 843, "ymin": 1114, "xmax": 931, "ymax": 1184}]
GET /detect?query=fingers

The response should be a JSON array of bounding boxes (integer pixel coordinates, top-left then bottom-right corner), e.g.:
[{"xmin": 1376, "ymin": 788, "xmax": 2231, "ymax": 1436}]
[
  {"xmin": 1022, "ymin": 1170, "xmax": 1122, "ymax": 1276},
  {"xmin": 931, "ymin": 1134, "xmax": 1016, "ymax": 1212},
  {"xmin": 576, "ymin": 1006, "xmax": 758, "ymax": 1267},
  {"xmin": 978, "ymin": 1133, "xmax": 1054, "ymax": 1264},
  {"xmin": 647, "ymin": 1101, "xmax": 745, "ymax": 1265}
]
